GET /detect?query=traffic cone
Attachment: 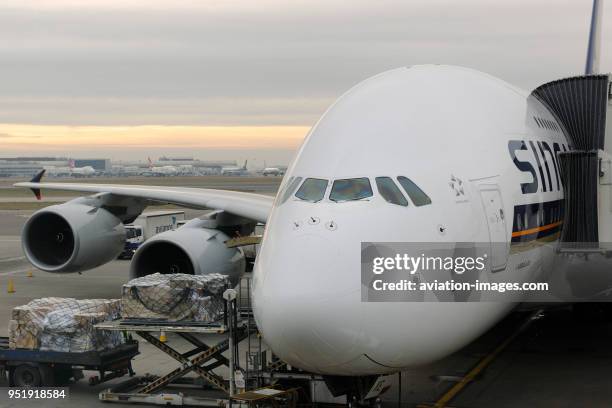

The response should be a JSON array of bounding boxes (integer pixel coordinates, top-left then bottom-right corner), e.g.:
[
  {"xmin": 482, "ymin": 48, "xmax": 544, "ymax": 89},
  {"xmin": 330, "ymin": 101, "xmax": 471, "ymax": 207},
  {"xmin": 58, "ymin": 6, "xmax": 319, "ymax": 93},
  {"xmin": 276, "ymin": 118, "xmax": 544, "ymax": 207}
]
[
  {"xmin": 27, "ymin": 270, "xmax": 33, "ymax": 278},
  {"xmin": 159, "ymin": 331, "xmax": 167, "ymax": 343},
  {"xmin": 7, "ymin": 279, "xmax": 15, "ymax": 293}
]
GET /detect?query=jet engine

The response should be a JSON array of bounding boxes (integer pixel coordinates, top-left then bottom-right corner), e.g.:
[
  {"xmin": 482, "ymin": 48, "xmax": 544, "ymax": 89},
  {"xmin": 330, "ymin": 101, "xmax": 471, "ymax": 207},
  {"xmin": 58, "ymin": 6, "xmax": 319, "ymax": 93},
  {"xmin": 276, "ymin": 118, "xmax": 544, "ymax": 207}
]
[
  {"xmin": 22, "ymin": 202, "xmax": 125, "ymax": 273},
  {"xmin": 130, "ymin": 219, "xmax": 246, "ymax": 284}
]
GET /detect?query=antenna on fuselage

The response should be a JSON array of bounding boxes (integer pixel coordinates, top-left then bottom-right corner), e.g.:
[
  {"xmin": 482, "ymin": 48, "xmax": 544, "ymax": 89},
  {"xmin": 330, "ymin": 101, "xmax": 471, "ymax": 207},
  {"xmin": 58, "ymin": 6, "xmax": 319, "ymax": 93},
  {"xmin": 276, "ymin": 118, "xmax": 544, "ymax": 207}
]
[{"xmin": 585, "ymin": 0, "xmax": 603, "ymax": 74}]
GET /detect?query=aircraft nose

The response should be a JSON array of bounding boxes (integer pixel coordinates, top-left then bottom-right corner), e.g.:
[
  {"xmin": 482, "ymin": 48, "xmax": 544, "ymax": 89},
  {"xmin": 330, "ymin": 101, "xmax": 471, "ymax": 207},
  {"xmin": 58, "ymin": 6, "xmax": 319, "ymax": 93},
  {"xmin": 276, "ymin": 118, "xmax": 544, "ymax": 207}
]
[{"xmin": 253, "ymin": 233, "xmax": 365, "ymax": 372}]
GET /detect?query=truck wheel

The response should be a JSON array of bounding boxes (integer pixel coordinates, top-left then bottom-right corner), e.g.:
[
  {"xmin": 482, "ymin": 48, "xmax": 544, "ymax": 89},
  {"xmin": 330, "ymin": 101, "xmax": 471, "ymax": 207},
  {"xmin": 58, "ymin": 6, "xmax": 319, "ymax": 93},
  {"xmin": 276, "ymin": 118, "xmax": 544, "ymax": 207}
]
[
  {"xmin": 39, "ymin": 364, "xmax": 55, "ymax": 386},
  {"xmin": 53, "ymin": 366, "xmax": 73, "ymax": 385},
  {"xmin": 13, "ymin": 364, "xmax": 42, "ymax": 387},
  {"xmin": 0, "ymin": 366, "xmax": 7, "ymax": 385},
  {"xmin": 8, "ymin": 367, "xmax": 14, "ymax": 386}
]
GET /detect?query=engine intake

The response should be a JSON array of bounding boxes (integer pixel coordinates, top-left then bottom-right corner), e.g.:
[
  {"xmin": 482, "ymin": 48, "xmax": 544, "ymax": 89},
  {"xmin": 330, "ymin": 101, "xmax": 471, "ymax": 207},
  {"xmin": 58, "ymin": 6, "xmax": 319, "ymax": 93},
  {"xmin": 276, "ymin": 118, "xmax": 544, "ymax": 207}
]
[
  {"xmin": 130, "ymin": 221, "xmax": 245, "ymax": 284},
  {"xmin": 134, "ymin": 241, "xmax": 195, "ymax": 276},
  {"xmin": 22, "ymin": 202, "xmax": 125, "ymax": 273}
]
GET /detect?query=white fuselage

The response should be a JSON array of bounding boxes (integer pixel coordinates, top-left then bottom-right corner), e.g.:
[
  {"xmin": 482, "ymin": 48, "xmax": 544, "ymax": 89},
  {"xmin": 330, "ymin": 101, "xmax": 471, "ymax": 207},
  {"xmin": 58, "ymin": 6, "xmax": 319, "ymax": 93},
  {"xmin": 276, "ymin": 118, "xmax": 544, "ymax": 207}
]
[
  {"xmin": 252, "ymin": 65, "xmax": 569, "ymax": 375},
  {"xmin": 70, "ymin": 165, "xmax": 96, "ymax": 177},
  {"xmin": 148, "ymin": 165, "xmax": 178, "ymax": 176},
  {"xmin": 46, "ymin": 165, "xmax": 95, "ymax": 177},
  {"xmin": 262, "ymin": 168, "xmax": 282, "ymax": 176}
]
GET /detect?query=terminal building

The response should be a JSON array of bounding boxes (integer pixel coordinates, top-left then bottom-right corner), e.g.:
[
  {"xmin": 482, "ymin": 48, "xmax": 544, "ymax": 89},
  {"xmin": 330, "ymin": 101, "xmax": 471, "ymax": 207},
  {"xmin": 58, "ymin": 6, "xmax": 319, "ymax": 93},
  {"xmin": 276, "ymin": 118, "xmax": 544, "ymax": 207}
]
[
  {"xmin": 0, "ymin": 157, "xmax": 111, "ymax": 177},
  {"xmin": 0, "ymin": 156, "xmax": 258, "ymax": 177},
  {"xmin": 0, "ymin": 160, "xmax": 44, "ymax": 177}
]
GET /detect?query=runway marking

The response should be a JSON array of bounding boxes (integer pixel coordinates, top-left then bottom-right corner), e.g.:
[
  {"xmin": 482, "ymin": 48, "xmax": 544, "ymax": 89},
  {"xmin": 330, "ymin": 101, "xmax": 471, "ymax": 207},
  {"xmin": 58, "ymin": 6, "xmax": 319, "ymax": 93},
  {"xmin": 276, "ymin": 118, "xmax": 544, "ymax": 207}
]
[
  {"xmin": 0, "ymin": 268, "xmax": 31, "ymax": 276},
  {"xmin": 0, "ymin": 256, "xmax": 25, "ymax": 263},
  {"xmin": 422, "ymin": 309, "xmax": 543, "ymax": 408}
]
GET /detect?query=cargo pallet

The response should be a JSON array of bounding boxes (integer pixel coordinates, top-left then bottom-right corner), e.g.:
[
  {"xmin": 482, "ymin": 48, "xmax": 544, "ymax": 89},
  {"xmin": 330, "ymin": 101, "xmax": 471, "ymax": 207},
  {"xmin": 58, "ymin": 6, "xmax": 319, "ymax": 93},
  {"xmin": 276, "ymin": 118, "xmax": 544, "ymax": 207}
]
[{"xmin": 0, "ymin": 336, "xmax": 138, "ymax": 387}]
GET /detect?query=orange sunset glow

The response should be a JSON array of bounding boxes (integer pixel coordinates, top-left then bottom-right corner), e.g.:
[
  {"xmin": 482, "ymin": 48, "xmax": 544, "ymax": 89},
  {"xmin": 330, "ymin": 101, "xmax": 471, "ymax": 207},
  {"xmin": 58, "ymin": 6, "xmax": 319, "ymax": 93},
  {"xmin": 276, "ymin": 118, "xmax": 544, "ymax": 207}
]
[{"xmin": 0, "ymin": 124, "xmax": 309, "ymax": 155}]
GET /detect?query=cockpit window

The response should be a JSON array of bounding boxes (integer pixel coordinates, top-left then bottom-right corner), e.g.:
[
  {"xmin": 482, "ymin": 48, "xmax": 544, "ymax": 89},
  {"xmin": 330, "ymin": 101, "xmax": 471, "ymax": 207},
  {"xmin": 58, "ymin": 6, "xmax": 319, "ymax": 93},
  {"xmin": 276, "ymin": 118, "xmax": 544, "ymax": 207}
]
[
  {"xmin": 295, "ymin": 178, "xmax": 328, "ymax": 202},
  {"xmin": 279, "ymin": 176, "xmax": 302, "ymax": 204},
  {"xmin": 397, "ymin": 176, "xmax": 431, "ymax": 206},
  {"xmin": 375, "ymin": 177, "xmax": 408, "ymax": 206},
  {"xmin": 329, "ymin": 178, "xmax": 373, "ymax": 202}
]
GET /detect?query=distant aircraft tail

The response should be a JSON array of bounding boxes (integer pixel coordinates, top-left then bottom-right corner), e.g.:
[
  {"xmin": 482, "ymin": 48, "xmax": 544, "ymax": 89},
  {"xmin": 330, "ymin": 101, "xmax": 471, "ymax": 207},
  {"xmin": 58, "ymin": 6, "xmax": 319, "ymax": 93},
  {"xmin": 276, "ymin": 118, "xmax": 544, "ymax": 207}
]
[
  {"xmin": 243, "ymin": 160, "xmax": 248, "ymax": 170},
  {"xmin": 585, "ymin": 0, "xmax": 603, "ymax": 74},
  {"xmin": 29, "ymin": 169, "xmax": 46, "ymax": 200},
  {"xmin": 68, "ymin": 159, "xmax": 75, "ymax": 169},
  {"xmin": 147, "ymin": 157, "xmax": 153, "ymax": 169}
]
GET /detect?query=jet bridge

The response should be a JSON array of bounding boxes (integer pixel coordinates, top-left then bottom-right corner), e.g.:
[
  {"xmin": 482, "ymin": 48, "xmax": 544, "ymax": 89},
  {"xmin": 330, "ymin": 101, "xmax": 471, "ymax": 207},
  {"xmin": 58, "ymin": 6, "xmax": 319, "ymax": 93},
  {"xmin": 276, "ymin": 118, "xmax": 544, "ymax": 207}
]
[{"xmin": 531, "ymin": 74, "xmax": 612, "ymax": 249}]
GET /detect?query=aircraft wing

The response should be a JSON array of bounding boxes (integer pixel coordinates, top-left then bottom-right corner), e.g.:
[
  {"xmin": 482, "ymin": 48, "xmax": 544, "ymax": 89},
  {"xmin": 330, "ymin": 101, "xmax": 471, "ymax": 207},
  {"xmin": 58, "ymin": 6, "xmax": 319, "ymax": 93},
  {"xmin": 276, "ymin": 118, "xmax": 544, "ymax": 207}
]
[{"xmin": 14, "ymin": 180, "xmax": 274, "ymax": 223}]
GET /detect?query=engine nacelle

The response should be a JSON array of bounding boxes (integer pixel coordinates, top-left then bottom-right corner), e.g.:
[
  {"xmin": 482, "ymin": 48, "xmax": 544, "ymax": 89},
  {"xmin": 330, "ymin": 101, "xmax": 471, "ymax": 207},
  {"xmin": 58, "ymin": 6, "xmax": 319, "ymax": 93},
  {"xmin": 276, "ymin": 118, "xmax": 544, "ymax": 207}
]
[
  {"xmin": 130, "ymin": 221, "xmax": 245, "ymax": 284},
  {"xmin": 22, "ymin": 202, "xmax": 126, "ymax": 273}
]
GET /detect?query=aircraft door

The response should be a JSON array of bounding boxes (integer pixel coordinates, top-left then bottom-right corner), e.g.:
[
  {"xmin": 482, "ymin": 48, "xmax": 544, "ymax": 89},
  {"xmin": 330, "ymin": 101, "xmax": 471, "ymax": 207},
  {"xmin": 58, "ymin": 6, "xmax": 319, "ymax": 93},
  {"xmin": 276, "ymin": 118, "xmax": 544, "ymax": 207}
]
[{"xmin": 479, "ymin": 185, "xmax": 509, "ymax": 272}]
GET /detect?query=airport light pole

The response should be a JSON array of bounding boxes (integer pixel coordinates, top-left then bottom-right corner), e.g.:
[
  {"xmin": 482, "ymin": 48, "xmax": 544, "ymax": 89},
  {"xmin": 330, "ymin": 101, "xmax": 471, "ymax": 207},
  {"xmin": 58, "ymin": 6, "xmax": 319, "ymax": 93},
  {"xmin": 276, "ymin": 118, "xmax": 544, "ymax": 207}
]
[{"xmin": 223, "ymin": 288, "xmax": 238, "ymax": 398}]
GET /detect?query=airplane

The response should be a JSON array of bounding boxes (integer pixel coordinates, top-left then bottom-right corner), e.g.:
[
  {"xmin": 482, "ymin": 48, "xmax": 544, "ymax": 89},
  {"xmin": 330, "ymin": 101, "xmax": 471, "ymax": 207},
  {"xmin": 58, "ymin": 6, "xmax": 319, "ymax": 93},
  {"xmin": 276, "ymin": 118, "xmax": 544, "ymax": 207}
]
[
  {"xmin": 68, "ymin": 160, "xmax": 96, "ymax": 177},
  {"xmin": 144, "ymin": 157, "xmax": 178, "ymax": 177},
  {"xmin": 262, "ymin": 167, "xmax": 281, "ymax": 176},
  {"xmin": 221, "ymin": 160, "xmax": 249, "ymax": 176},
  {"xmin": 13, "ymin": 1, "xmax": 612, "ymax": 400},
  {"xmin": 44, "ymin": 160, "xmax": 95, "ymax": 178},
  {"xmin": 261, "ymin": 161, "xmax": 284, "ymax": 176}
]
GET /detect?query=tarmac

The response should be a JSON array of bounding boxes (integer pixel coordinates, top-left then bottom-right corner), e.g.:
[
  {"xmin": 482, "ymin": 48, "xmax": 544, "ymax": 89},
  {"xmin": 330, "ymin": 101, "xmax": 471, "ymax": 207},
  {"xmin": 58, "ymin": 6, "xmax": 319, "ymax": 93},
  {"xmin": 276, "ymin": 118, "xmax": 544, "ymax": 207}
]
[{"xmin": 0, "ymin": 177, "xmax": 612, "ymax": 407}]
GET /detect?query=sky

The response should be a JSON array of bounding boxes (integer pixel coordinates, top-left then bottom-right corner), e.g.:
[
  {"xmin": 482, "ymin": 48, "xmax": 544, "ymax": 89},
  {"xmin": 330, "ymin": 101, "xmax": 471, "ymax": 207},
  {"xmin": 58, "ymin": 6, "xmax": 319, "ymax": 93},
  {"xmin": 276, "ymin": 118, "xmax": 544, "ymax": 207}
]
[{"xmin": 0, "ymin": 0, "xmax": 610, "ymax": 164}]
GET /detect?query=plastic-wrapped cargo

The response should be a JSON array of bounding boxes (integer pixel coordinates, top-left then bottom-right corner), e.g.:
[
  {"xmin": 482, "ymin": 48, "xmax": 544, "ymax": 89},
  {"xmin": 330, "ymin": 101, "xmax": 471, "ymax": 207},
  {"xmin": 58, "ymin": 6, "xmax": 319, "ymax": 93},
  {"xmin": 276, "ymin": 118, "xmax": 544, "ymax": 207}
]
[
  {"xmin": 8, "ymin": 298, "xmax": 123, "ymax": 352},
  {"xmin": 121, "ymin": 273, "xmax": 229, "ymax": 322}
]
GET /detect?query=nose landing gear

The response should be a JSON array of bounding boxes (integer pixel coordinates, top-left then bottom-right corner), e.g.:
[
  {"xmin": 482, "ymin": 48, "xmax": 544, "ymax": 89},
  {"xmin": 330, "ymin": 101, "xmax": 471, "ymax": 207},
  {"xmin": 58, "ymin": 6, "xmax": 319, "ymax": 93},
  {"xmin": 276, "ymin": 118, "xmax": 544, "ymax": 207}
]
[{"xmin": 324, "ymin": 375, "xmax": 391, "ymax": 407}]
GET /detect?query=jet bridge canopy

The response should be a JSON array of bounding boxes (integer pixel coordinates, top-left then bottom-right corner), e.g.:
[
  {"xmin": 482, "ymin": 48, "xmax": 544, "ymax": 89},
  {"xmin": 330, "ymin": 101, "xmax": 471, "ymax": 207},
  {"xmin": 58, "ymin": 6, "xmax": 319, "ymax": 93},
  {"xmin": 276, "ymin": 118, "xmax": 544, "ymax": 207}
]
[
  {"xmin": 532, "ymin": 75, "xmax": 610, "ymax": 150},
  {"xmin": 531, "ymin": 74, "xmax": 612, "ymax": 246}
]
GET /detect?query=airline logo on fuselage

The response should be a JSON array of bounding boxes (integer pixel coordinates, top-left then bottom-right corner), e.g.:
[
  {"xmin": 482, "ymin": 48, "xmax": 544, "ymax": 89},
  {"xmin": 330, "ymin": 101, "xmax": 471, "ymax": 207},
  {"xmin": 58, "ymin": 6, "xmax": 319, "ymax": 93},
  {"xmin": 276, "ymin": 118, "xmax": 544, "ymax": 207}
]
[{"xmin": 508, "ymin": 140, "xmax": 568, "ymax": 194}]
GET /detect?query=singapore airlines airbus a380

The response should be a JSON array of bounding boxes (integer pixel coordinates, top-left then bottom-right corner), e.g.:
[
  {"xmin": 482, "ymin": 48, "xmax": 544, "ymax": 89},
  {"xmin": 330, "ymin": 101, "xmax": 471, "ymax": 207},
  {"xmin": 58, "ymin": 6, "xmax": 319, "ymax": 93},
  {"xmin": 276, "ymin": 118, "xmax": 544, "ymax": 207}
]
[{"xmin": 15, "ymin": 0, "xmax": 612, "ymax": 391}]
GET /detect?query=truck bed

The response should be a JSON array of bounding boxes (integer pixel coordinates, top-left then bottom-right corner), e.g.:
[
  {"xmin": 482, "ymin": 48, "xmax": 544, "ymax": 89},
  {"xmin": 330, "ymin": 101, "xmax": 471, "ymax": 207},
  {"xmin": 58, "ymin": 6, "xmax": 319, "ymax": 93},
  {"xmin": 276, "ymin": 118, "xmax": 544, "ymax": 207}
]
[{"xmin": 0, "ymin": 337, "xmax": 139, "ymax": 369}]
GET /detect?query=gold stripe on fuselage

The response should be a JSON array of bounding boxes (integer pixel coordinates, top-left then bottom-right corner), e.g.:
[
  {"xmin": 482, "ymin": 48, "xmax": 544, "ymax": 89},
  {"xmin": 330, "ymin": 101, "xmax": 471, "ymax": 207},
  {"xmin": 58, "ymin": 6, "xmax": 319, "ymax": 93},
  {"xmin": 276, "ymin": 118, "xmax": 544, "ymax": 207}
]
[
  {"xmin": 510, "ymin": 231, "xmax": 560, "ymax": 254},
  {"xmin": 511, "ymin": 221, "xmax": 563, "ymax": 238}
]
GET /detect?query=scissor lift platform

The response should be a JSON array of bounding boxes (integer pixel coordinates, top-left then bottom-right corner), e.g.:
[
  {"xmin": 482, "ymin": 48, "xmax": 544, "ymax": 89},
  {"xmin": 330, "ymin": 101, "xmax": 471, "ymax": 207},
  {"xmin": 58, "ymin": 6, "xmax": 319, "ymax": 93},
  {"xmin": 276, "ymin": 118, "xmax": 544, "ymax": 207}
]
[
  {"xmin": 97, "ymin": 316, "xmax": 253, "ymax": 407},
  {"xmin": 96, "ymin": 318, "xmax": 239, "ymax": 334}
]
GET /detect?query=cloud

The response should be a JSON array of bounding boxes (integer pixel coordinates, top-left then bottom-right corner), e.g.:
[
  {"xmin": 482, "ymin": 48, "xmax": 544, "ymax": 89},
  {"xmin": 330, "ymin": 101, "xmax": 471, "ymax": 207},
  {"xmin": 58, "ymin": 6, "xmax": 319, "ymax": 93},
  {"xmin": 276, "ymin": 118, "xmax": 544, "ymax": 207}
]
[
  {"xmin": 0, "ymin": 1, "xmax": 608, "ymax": 127},
  {"xmin": 0, "ymin": 96, "xmax": 331, "ymax": 126}
]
